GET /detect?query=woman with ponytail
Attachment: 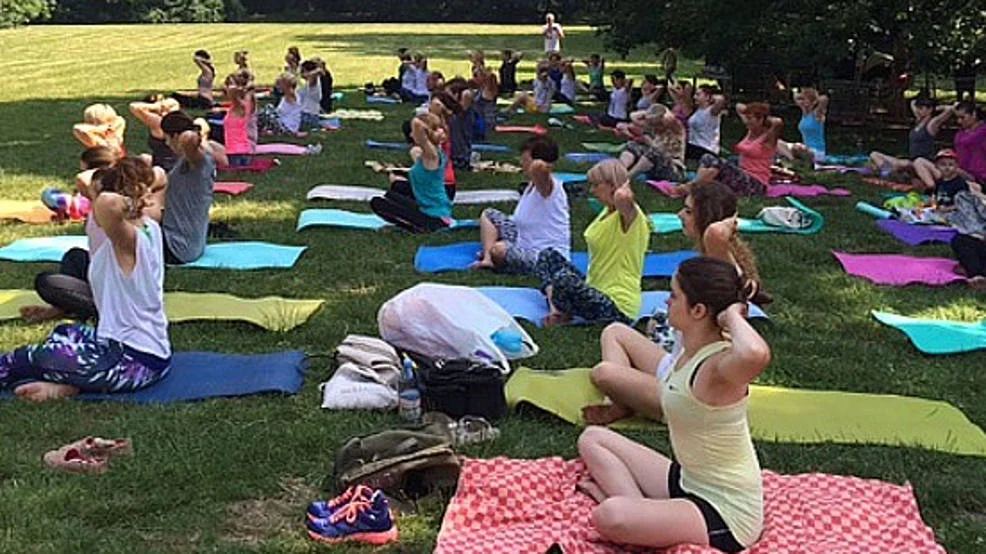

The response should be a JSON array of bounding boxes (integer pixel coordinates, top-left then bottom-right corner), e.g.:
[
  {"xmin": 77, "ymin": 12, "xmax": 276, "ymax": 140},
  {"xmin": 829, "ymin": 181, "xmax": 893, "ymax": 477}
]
[
  {"xmin": 534, "ymin": 159, "xmax": 650, "ymax": 327},
  {"xmin": 578, "ymin": 256, "xmax": 769, "ymax": 553}
]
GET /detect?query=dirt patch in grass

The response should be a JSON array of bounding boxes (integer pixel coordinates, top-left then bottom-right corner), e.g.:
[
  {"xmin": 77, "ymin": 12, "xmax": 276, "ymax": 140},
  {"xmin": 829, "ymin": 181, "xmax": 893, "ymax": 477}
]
[{"xmin": 223, "ymin": 477, "xmax": 320, "ymax": 546}]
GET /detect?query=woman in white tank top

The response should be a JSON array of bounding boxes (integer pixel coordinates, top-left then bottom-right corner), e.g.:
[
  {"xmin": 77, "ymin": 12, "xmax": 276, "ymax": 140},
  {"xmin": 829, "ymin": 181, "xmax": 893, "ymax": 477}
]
[
  {"xmin": 0, "ymin": 158, "xmax": 171, "ymax": 403},
  {"xmin": 686, "ymin": 85, "xmax": 727, "ymax": 160}
]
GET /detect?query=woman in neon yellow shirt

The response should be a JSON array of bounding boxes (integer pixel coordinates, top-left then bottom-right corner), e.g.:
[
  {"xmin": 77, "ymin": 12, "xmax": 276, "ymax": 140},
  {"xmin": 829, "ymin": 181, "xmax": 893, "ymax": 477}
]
[
  {"xmin": 577, "ymin": 257, "xmax": 769, "ymax": 552},
  {"xmin": 535, "ymin": 159, "xmax": 650, "ymax": 327}
]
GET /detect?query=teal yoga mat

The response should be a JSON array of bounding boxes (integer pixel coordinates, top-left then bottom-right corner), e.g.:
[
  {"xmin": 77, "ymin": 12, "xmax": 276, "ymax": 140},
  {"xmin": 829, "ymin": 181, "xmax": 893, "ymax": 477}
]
[
  {"xmin": 649, "ymin": 197, "xmax": 825, "ymax": 235},
  {"xmin": 872, "ymin": 311, "xmax": 986, "ymax": 355},
  {"xmin": 296, "ymin": 209, "xmax": 477, "ymax": 232},
  {"xmin": 0, "ymin": 236, "xmax": 307, "ymax": 269}
]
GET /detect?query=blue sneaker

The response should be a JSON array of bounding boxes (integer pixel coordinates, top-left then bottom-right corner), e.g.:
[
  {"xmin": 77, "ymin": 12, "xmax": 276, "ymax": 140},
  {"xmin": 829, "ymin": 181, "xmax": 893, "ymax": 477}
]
[
  {"xmin": 306, "ymin": 489, "xmax": 398, "ymax": 545},
  {"xmin": 306, "ymin": 484, "xmax": 374, "ymax": 522}
]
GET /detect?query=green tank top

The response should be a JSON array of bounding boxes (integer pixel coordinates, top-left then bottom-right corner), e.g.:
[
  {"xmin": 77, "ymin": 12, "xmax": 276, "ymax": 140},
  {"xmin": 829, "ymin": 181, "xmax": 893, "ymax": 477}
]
[
  {"xmin": 661, "ymin": 341, "xmax": 763, "ymax": 547},
  {"xmin": 588, "ymin": 66, "xmax": 604, "ymax": 88}
]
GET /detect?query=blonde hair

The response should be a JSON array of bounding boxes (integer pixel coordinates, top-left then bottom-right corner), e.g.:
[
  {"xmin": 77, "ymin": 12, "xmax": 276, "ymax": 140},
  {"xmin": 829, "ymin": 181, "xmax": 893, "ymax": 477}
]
[
  {"xmin": 158, "ymin": 97, "xmax": 180, "ymax": 115},
  {"xmin": 83, "ymin": 103, "xmax": 119, "ymax": 125},
  {"xmin": 799, "ymin": 87, "xmax": 819, "ymax": 105},
  {"xmin": 587, "ymin": 159, "xmax": 629, "ymax": 189},
  {"xmin": 276, "ymin": 72, "xmax": 298, "ymax": 90}
]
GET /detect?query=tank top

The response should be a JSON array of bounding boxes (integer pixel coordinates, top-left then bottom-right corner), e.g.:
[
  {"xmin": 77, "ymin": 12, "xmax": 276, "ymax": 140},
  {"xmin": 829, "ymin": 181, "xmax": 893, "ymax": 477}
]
[
  {"xmin": 560, "ymin": 74, "xmax": 577, "ymax": 103},
  {"xmin": 688, "ymin": 106, "xmax": 722, "ymax": 153},
  {"xmin": 954, "ymin": 123, "xmax": 986, "ymax": 183},
  {"xmin": 197, "ymin": 68, "xmax": 214, "ymax": 100},
  {"xmin": 584, "ymin": 205, "xmax": 650, "ymax": 318},
  {"xmin": 163, "ymin": 153, "xmax": 215, "ymax": 263},
  {"xmin": 88, "ymin": 217, "xmax": 171, "ymax": 360},
  {"xmin": 588, "ymin": 66, "xmax": 604, "ymax": 89},
  {"xmin": 908, "ymin": 122, "xmax": 935, "ymax": 160},
  {"xmin": 409, "ymin": 150, "xmax": 452, "ymax": 219},
  {"xmin": 513, "ymin": 175, "xmax": 571, "ymax": 260},
  {"xmin": 798, "ymin": 112, "xmax": 826, "ymax": 157},
  {"xmin": 661, "ymin": 341, "xmax": 763, "ymax": 548},
  {"xmin": 734, "ymin": 134, "xmax": 776, "ymax": 185},
  {"xmin": 148, "ymin": 135, "xmax": 177, "ymax": 172},
  {"xmin": 223, "ymin": 102, "xmax": 253, "ymax": 155}
]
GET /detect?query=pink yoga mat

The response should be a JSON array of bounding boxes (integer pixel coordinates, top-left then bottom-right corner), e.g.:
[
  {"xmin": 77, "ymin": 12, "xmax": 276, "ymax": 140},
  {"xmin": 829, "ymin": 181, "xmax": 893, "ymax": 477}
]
[
  {"xmin": 648, "ymin": 180, "xmax": 850, "ymax": 198},
  {"xmin": 213, "ymin": 182, "xmax": 253, "ymax": 196},
  {"xmin": 255, "ymin": 143, "xmax": 309, "ymax": 156},
  {"xmin": 436, "ymin": 457, "xmax": 945, "ymax": 554},
  {"xmin": 833, "ymin": 251, "xmax": 966, "ymax": 286},
  {"xmin": 217, "ymin": 158, "xmax": 277, "ymax": 173},
  {"xmin": 496, "ymin": 125, "xmax": 548, "ymax": 136}
]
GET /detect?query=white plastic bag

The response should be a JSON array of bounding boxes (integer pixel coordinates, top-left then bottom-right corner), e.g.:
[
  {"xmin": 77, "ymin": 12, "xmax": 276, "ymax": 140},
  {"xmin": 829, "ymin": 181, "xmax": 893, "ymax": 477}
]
[{"xmin": 378, "ymin": 283, "xmax": 538, "ymax": 370}]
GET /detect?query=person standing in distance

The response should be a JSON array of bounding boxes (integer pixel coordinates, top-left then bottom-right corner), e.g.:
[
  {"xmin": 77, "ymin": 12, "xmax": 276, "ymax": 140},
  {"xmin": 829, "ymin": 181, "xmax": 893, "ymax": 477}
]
[{"xmin": 543, "ymin": 13, "xmax": 565, "ymax": 54}]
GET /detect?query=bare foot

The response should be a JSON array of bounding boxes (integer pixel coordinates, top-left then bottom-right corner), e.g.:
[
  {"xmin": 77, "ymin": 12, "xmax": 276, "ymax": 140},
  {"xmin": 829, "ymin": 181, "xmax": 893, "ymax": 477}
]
[
  {"xmin": 471, "ymin": 256, "xmax": 494, "ymax": 270},
  {"xmin": 582, "ymin": 403, "xmax": 634, "ymax": 425},
  {"xmin": 542, "ymin": 311, "xmax": 571, "ymax": 328},
  {"xmin": 19, "ymin": 305, "xmax": 65, "ymax": 323},
  {"xmin": 576, "ymin": 479, "xmax": 607, "ymax": 503},
  {"xmin": 14, "ymin": 382, "xmax": 79, "ymax": 403}
]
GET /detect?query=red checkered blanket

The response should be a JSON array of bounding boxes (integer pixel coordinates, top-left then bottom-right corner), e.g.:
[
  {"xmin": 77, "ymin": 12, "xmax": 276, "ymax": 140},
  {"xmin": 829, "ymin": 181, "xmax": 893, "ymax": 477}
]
[{"xmin": 436, "ymin": 457, "xmax": 945, "ymax": 554}]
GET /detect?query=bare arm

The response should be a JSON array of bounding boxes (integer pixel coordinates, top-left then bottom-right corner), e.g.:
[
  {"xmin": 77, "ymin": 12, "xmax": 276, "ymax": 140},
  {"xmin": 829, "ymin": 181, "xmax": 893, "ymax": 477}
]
[
  {"xmin": 702, "ymin": 304, "xmax": 771, "ymax": 400},
  {"xmin": 815, "ymin": 95, "xmax": 829, "ymax": 121},
  {"xmin": 702, "ymin": 217, "xmax": 737, "ymax": 262},
  {"xmin": 530, "ymin": 160, "xmax": 554, "ymax": 197},
  {"xmin": 710, "ymin": 94, "xmax": 728, "ymax": 116},
  {"xmin": 129, "ymin": 101, "xmax": 162, "ymax": 131},
  {"xmin": 93, "ymin": 192, "xmax": 139, "ymax": 275},
  {"xmin": 612, "ymin": 185, "xmax": 638, "ymax": 231},
  {"xmin": 765, "ymin": 116, "xmax": 784, "ymax": 144},
  {"xmin": 411, "ymin": 118, "xmax": 440, "ymax": 170},
  {"xmin": 72, "ymin": 124, "xmax": 102, "ymax": 148},
  {"xmin": 206, "ymin": 140, "xmax": 227, "ymax": 168},
  {"xmin": 927, "ymin": 104, "xmax": 955, "ymax": 136}
]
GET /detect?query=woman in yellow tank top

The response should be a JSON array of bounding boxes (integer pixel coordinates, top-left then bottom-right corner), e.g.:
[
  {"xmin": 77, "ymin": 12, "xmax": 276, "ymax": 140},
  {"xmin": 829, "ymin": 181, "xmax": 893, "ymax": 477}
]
[{"xmin": 577, "ymin": 257, "xmax": 770, "ymax": 552}]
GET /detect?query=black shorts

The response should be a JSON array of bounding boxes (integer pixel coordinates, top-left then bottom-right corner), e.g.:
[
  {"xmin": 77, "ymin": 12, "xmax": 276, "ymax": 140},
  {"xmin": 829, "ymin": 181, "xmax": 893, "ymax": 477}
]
[{"xmin": 668, "ymin": 462, "xmax": 746, "ymax": 553}]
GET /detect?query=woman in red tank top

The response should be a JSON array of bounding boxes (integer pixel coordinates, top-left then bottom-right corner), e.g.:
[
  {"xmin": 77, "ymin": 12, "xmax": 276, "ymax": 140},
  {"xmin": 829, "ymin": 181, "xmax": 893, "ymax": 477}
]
[{"xmin": 691, "ymin": 103, "xmax": 783, "ymax": 196}]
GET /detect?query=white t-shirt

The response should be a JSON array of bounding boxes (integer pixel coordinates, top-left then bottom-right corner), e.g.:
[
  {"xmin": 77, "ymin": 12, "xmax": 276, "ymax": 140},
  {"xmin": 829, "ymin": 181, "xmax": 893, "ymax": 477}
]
[
  {"xmin": 543, "ymin": 23, "xmax": 563, "ymax": 52},
  {"xmin": 299, "ymin": 78, "xmax": 322, "ymax": 115},
  {"xmin": 512, "ymin": 175, "xmax": 571, "ymax": 259},
  {"xmin": 608, "ymin": 86, "xmax": 629, "ymax": 120},
  {"xmin": 533, "ymin": 78, "xmax": 556, "ymax": 112},
  {"xmin": 89, "ymin": 217, "xmax": 171, "ymax": 359},
  {"xmin": 401, "ymin": 63, "xmax": 417, "ymax": 91},
  {"xmin": 560, "ymin": 74, "xmax": 577, "ymax": 103},
  {"xmin": 688, "ymin": 106, "xmax": 723, "ymax": 153},
  {"xmin": 412, "ymin": 68, "xmax": 431, "ymax": 97},
  {"xmin": 277, "ymin": 96, "xmax": 302, "ymax": 133}
]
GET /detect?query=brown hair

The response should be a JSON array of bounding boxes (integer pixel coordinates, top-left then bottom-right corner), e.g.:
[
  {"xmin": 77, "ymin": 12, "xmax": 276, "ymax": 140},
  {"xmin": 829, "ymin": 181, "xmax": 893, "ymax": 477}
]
[
  {"xmin": 675, "ymin": 256, "xmax": 746, "ymax": 317},
  {"xmin": 80, "ymin": 146, "xmax": 119, "ymax": 170},
  {"xmin": 688, "ymin": 182, "xmax": 760, "ymax": 282},
  {"xmin": 97, "ymin": 157, "xmax": 153, "ymax": 214},
  {"xmin": 743, "ymin": 102, "xmax": 770, "ymax": 122}
]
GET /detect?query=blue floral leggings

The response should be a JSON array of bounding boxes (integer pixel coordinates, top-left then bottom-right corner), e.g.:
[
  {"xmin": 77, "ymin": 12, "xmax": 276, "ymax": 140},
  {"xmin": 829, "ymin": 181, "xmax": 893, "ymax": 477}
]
[
  {"xmin": 534, "ymin": 248, "xmax": 630, "ymax": 325},
  {"xmin": 0, "ymin": 324, "xmax": 170, "ymax": 394}
]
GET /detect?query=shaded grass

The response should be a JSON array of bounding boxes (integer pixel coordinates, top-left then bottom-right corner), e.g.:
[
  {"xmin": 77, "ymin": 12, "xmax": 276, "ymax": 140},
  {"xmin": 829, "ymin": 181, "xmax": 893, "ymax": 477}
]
[{"xmin": 0, "ymin": 23, "xmax": 984, "ymax": 553}]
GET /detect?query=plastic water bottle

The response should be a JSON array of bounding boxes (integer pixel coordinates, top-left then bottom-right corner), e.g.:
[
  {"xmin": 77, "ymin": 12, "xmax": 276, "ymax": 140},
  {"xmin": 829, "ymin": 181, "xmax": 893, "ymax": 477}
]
[{"xmin": 398, "ymin": 357, "xmax": 422, "ymax": 422}]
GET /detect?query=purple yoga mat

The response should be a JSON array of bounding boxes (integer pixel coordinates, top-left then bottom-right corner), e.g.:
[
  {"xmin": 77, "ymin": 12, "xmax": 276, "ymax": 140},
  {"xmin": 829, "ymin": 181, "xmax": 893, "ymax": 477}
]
[
  {"xmin": 875, "ymin": 220, "xmax": 958, "ymax": 246},
  {"xmin": 647, "ymin": 180, "xmax": 850, "ymax": 198},
  {"xmin": 832, "ymin": 251, "xmax": 966, "ymax": 286}
]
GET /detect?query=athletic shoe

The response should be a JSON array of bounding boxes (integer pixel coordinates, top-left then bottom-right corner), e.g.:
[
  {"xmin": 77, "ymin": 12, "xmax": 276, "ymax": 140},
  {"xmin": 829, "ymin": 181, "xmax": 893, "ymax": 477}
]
[
  {"xmin": 306, "ymin": 489, "xmax": 397, "ymax": 545},
  {"xmin": 306, "ymin": 484, "xmax": 374, "ymax": 522}
]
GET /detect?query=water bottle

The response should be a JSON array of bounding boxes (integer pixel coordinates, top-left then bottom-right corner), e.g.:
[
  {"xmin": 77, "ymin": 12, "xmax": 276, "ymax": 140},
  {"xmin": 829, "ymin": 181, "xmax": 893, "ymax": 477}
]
[{"xmin": 398, "ymin": 357, "xmax": 422, "ymax": 422}]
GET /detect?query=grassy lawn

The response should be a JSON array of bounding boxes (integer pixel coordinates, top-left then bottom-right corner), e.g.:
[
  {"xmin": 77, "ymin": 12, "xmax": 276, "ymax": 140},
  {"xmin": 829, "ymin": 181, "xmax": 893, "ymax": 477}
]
[{"xmin": 0, "ymin": 23, "xmax": 984, "ymax": 553}]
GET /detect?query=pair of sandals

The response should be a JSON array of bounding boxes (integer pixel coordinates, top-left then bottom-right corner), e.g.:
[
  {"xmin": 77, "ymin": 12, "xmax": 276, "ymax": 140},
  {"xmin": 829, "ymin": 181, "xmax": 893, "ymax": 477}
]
[
  {"xmin": 420, "ymin": 412, "xmax": 500, "ymax": 446},
  {"xmin": 43, "ymin": 437, "xmax": 132, "ymax": 475}
]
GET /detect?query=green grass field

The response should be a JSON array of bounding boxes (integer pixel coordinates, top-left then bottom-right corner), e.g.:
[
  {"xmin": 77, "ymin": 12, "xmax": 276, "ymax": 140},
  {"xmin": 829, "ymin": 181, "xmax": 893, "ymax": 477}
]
[{"xmin": 0, "ymin": 23, "xmax": 984, "ymax": 553}]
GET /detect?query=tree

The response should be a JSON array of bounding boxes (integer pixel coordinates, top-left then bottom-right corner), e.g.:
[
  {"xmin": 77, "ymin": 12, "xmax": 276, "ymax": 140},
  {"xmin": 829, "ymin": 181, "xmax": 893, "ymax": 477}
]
[
  {"xmin": 0, "ymin": 0, "xmax": 53, "ymax": 28},
  {"xmin": 52, "ymin": 0, "xmax": 228, "ymax": 23}
]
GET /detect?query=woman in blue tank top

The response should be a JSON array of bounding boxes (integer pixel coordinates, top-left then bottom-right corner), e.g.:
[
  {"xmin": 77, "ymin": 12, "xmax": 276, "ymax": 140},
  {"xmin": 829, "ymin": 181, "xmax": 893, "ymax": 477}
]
[{"xmin": 777, "ymin": 88, "xmax": 828, "ymax": 163}]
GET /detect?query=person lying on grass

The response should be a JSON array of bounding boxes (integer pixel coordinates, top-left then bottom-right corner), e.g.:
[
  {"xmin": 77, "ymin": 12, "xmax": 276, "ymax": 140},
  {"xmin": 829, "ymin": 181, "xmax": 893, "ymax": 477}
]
[
  {"xmin": 2, "ymin": 159, "xmax": 172, "ymax": 403},
  {"xmin": 473, "ymin": 135, "xmax": 569, "ymax": 274},
  {"xmin": 535, "ymin": 160, "xmax": 649, "ymax": 327},
  {"xmin": 578, "ymin": 256, "xmax": 768, "ymax": 553},
  {"xmin": 369, "ymin": 113, "xmax": 453, "ymax": 233}
]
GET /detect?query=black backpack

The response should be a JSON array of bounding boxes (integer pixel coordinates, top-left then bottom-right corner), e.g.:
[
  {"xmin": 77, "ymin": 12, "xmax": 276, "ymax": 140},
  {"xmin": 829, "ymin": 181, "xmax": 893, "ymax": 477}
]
[{"xmin": 403, "ymin": 351, "xmax": 509, "ymax": 421}]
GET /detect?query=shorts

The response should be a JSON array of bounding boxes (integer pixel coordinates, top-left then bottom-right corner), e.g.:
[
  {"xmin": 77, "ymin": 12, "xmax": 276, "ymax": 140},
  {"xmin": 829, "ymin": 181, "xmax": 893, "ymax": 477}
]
[{"xmin": 668, "ymin": 462, "xmax": 746, "ymax": 553}]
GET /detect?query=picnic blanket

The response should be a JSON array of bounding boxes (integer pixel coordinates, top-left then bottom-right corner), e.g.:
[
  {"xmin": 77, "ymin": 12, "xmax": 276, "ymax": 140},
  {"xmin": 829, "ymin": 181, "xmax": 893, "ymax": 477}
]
[
  {"xmin": 872, "ymin": 311, "xmax": 986, "ymax": 355},
  {"xmin": 325, "ymin": 109, "xmax": 384, "ymax": 121},
  {"xmin": 296, "ymin": 208, "xmax": 477, "ymax": 231},
  {"xmin": 0, "ymin": 236, "xmax": 306, "ymax": 270},
  {"xmin": 414, "ymin": 242, "xmax": 697, "ymax": 277},
  {"xmin": 1, "ymin": 351, "xmax": 306, "ymax": 404},
  {"xmin": 306, "ymin": 185, "xmax": 519, "ymax": 204},
  {"xmin": 875, "ymin": 219, "xmax": 958, "ymax": 246},
  {"xmin": 0, "ymin": 290, "xmax": 322, "ymax": 331},
  {"xmin": 581, "ymin": 142, "xmax": 626, "ymax": 154},
  {"xmin": 496, "ymin": 125, "xmax": 548, "ymax": 136},
  {"xmin": 214, "ymin": 181, "xmax": 253, "ymax": 196},
  {"xmin": 435, "ymin": 457, "xmax": 947, "ymax": 554},
  {"xmin": 649, "ymin": 197, "xmax": 824, "ymax": 235},
  {"xmin": 832, "ymin": 251, "xmax": 965, "ymax": 287},
  {"xmin": 505, "ymin": 366, "xmax": 986, "ymax": 457},
  {"xmin": 477, "ymin": 287, "xmax": 766, "ymax": 327},
  {"xmin": 648, "ymin": 180, "xmax": 850, "ymax": 199},
  {"xmin": 0, "ymin": 200, "xmax": 54, "ymax": 224}
]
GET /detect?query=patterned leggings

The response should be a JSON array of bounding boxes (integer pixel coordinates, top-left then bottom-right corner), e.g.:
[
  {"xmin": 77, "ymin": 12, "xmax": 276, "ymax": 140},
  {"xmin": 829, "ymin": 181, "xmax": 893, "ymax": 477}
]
[
  {"xmin": 482, "ymin": 208, "xmax": 540, "ymax": 275},
  {"xmin": 258, "ymin": 105, "xmax": 295, "ymax": 135},
  {"xmin": 698, "ymin": 154, "xmax": 767, "ymax": 196},
  {"xmin": 534, "ymin": 249, "xmax": 630, "ymax": 325},
  {"xmin": 0, "ymin": 324, "xmax": 170, "ymax": 394}
]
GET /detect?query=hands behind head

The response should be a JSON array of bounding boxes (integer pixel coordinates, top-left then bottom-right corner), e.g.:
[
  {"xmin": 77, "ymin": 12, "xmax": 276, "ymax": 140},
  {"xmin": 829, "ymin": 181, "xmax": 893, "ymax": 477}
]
[
  {"xmin": 612, "ymin": 183, "xmax": 633, "ymax": 204},
  {"xmin": 177, "ymin": 130, "xmax": 202, "ymax": 153},
  {"xmin": 716, "ymin": 302, "xmax": 747, "ymax": 328},
  {"xmin": 704, "ymin": 216, "xmax": 738, "ymax": 244},
  {"xmin": 529, "ymin": 159, "xmax": 552, "ymax": 180}
]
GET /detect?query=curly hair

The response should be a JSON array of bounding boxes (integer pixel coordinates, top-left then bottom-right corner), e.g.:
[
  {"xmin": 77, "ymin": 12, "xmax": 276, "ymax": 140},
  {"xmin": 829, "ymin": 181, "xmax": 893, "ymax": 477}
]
[{"xmin": 97, "ymin": 157, "xmax": 153, "ymax": 216}]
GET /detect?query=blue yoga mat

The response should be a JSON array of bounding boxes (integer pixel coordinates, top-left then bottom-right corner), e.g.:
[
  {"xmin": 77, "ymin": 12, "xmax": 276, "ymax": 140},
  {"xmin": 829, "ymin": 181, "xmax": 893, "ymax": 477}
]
[
  {"xmin": 0, "ymin": 351, "xmax": 306, "ymax": 403},
  {"xmin": 0, "ymin": 237, "xmax": 306, "ymax": 269},
  {"xmin": 872, "ymin": 311, "xmax": 986, "ymax": 355},
  {"xmin": 414, "ymin": 242, "xmax": 697, "ymax": 277},
  {"xmin": 297, "ymin": 209, "xmax": 477, "ymax": 232},
  {"xmin": 477, "ymin": 287, "xmax": 766, "ymax": 328},
  {"xmin": 553, "ymin": 172, "xmax": 588, "ymax": 184},
  {"xmin": 366, "ymin": 96, "xmax": 400, "ymax": 104},
  {"xmin": 565, "ymin": 152, "xmax": 613, "ymax": 164},
  {"xmin": 472, "ymin": 143, "xmax": 512, "ymax": 153}
]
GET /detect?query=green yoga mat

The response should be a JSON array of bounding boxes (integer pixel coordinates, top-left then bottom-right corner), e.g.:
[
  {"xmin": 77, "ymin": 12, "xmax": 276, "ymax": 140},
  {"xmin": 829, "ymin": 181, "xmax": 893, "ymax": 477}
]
[
  {"xmin": 581, "ymin": 142, "xmax": 627, "ymax": 154},
  {"xmin": 0, "ymin": 290, "xmax": 323, "ymax": 332},
  {"xmin": 506, "ymin": 366, "xmax": 986, "ymax": 458},
  {"xmin": 649, "ymin": 197, "xmax": 825, "ymax": 235}
]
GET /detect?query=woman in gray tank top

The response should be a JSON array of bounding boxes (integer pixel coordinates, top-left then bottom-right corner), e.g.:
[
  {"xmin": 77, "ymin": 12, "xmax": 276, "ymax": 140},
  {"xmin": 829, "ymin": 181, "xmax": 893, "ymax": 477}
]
[{"xmin": 869, "ymin": 98, "xmax": 953, "ymax": 189}]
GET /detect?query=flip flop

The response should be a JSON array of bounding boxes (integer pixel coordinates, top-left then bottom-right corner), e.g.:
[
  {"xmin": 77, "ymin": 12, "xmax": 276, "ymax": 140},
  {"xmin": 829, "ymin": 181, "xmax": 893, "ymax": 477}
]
[
  {"xmin": 455, "ymin": 416, "xmax": 500, "ymax": 446},
  {"xmin": 68, "ymin": 436, "xmax": 133, "ymax": 459},
  {"xmin": 43, "ymin": 446, "xmax": 108, "ymax": 475}
]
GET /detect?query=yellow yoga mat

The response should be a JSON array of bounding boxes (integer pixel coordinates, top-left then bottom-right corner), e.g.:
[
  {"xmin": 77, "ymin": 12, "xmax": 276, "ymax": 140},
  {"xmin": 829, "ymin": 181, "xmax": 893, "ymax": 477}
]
[
  {"xmin": 0, "ymin": 200, "xmax": 54, "ymax": 224},
  {"xmin": 506, "ymin": 366, "xmax": 986, "ymax": 458},
  {"xmin": 0, "ymin": 290, "xmax": 323, "ymax": 332}
]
